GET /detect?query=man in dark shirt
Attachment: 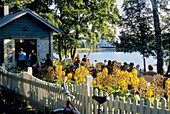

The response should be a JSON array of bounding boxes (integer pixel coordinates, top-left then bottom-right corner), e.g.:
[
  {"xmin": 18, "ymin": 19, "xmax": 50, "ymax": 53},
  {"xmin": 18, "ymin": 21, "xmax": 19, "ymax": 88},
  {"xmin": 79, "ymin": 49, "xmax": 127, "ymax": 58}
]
[
  {"xmin": 82, "ymin": 55, "xmax": 87, "ymax": 63},
  {"xmin": 127, "ymin": 62, "xmax": 134, "ymax": 72},
  {"xmin": 30, "ymin": 50, "xmax": 37, "ymax": 67}
]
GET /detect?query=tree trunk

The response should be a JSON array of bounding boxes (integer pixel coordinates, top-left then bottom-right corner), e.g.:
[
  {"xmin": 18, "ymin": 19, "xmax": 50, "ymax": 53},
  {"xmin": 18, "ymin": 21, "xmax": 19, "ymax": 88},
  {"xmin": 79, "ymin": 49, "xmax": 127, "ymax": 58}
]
[
  {"xmin": 71, "ymin": 48, "xmax": 73, "ymax": 60},
  {"xmin": 70, "ymin": 47, "xmax": 77, "ymax": 63},
  {"xmin": 58, "ymin": 35, "xmax": 62, "ymax": 61},
  {"xmin": 87, "ymin": 46, "xmax": 93, "ymax": 58},
  {"xmin": 64, "ymin": 41, "xmax": 67, "ymax": 58},
  {"xmin": 72, "ymin": 47, "xmax": 77, "ymax": 60},
  {"xmin": 71, "ymin": 29, "xmax": 79, "ymax": 61},
  {"xmin": 143, "ymin": 54, "xmax": 146, "ymax": 72},
  {"xmin": 150, "ymin": 0, "xmax": 164, "ymax": 74}
]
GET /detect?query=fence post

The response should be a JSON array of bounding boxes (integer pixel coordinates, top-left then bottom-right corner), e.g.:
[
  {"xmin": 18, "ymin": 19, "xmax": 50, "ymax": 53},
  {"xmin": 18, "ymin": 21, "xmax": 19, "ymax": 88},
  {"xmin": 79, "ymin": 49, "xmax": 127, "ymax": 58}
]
[
  {"xmin": 27, "ymin": 67, "xmax": 32, "ymax": 75},
  {"xmin": 86, "ymin": 76, "xmax": 93, "ymax": 113},
  {"xmin": 86, "ymin": 76, "xmax": 93, "ymax": 95},
  {"xmin": 161, "ymin": 98, "xmax": 166, "ymax": 114}
]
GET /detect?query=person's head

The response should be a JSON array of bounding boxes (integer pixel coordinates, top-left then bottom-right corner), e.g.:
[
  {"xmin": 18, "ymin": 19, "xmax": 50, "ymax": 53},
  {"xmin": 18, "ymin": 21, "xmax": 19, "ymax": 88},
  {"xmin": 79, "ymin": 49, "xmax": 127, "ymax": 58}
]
[
  {"xmin": 46, "ymin": 53, "xmax": 50, "ymax": 58},
  {"xmin": 104, "ymin": 59, "xmax": 107, "ymax": 63},
  {"xmin": 77, "ymin": 54, "xmax": 80, "ymax": 57},
  {"xmin": 108, "ymin": 60, "xmax": 112, "ymax": 65},
  {"xmin": 136, "ymin": 65, "xmax": 140, "ymax": 69},
  {"xmin": 95, "ymin": 60, "xmax": 97, "ymax": 62},
  {"xmin": 70, "ymin": 65, "xmax": 74, "ymax": 71},
  {"xmin": 67, "ymin": 55, "xmax": 70, "ymax": 58},
  {"xmin": 123, "ymin": 62, "xmax": 127, "ymax": 66},
  {"xmin": 112, "ymin": 61, "xmax": 116, "ymax": 65},
  {"xmin": 148, "ymin": 64, "xmax": 154, "ymax": 71},
  {"xmin": 84, "ymin": 55, "xmax": 86, "ymax": 58},
  {"xmin": 20, "ymin": 48, "xmax": 23, "ymax": 52},
  {"xmin": 32, "ymin": 50, "xmax": 34, "ymax": 53},
  {"xmin": 130, "ymin": 62, "xmax": 134, "ymax": 68}
]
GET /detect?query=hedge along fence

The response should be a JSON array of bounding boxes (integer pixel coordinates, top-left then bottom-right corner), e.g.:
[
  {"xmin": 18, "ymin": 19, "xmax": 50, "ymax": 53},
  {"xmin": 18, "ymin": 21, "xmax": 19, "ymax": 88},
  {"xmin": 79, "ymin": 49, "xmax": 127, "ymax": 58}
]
[{"xmin": 0, "ymin": 66, "xmax": 170, "ymax": 114}]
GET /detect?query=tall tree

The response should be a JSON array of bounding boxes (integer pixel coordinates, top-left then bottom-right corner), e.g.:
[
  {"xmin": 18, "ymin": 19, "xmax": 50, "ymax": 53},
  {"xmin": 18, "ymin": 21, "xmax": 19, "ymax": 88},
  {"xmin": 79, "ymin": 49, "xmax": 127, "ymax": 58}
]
[
  {"xmin": 150, "ymin": 0, "xmax": 163, "ymax": 74},
  {"xmin": 52, "ymin": 0, "xmax": 119, "ymax": 60},
  {"xmin": 120, "ymin": 0, "xmax": 154, "ymax": 71}
]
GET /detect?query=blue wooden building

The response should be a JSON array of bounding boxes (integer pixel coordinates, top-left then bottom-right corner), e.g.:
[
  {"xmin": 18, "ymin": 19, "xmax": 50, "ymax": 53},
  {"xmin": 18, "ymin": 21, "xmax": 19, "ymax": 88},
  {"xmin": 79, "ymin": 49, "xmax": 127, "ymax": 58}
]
[{"xmin": 0, "ymin": 8, "xmax": 63, "ymax": 66}]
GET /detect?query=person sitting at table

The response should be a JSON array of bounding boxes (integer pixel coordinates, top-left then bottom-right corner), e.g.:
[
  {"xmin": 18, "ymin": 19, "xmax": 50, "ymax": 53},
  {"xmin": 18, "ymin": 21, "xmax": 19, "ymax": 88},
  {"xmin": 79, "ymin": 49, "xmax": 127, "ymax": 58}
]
[
  {"xmin": 127, "ymin": 62, "xmax": 134, "ymax": 72},
  {"xmin": 85, "ymin": 59, "xmax": 91, "ymax": 69},
  {"xmin": 101, "ymin": 59, "xmax": 107, "ymax": 71},
  {"xmin": 106, "ymin": 60, "xmax": 113, "ymax": 75},
  {"xmin": 143, "ymin": 64, "xmax": 160, "ymax": 77},
  {"xmin": 45, "ymin": 53, "xmax": 53, "ymax": 67},
  {"xmin": 92, "ymin": 60, "xmax": 98, "ymax": 68},
  {"xmin": 121, "ymin": 62, "xmax": 128, "ymax": 71}
]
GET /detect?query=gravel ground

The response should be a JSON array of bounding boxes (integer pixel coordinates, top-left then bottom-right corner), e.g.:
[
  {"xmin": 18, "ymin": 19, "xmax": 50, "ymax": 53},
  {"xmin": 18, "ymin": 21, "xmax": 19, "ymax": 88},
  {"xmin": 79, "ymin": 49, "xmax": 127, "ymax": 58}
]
[{"xmin": 0, "ymin": 87, "xmax": 42, "ymax": 114}]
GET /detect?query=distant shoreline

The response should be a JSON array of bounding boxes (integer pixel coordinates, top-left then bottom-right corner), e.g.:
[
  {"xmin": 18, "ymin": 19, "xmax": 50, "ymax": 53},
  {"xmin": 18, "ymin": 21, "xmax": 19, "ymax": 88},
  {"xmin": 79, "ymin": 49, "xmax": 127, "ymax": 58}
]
[{"xmin": 77, "ymin": 48, "xmax": 112, "ymax": 51}]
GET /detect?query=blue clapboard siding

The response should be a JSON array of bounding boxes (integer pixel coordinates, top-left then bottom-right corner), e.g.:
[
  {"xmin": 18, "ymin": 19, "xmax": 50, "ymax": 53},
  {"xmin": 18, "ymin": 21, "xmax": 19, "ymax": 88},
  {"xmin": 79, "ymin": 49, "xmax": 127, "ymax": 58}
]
[
  {"xmin": 0, "ymin": 14, "xmax": 50, "ymax": 39},
  {"xmin": 0, "ymin": 14, "xmax": 52, "ymax": 65}
]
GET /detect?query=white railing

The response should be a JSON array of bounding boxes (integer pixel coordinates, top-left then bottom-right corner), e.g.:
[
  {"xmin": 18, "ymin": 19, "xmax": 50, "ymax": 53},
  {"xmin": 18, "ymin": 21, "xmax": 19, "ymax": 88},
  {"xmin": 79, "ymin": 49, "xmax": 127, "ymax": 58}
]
[{"xmin": 0, "ymin": 66, "xmax": 170, "ymax": 114}]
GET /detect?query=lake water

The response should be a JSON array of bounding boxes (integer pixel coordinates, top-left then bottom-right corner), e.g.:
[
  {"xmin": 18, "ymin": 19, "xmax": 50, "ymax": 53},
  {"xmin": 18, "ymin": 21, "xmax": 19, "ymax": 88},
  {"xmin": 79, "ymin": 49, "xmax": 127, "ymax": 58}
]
[{"xmin": 54, "ymin": 50, "xmax": 167, "ymax": 72}]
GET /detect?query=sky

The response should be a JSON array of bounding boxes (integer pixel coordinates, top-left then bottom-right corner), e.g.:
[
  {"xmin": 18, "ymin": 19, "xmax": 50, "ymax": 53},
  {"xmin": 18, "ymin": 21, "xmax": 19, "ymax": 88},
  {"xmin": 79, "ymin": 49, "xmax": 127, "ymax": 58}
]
[
  {"xmin": 116, "ymin": 0, "xmax": 123, "ymax": 36},
  {"xmin": 116, "ymin": 0, "xmax": 123, "ymax": 12}
]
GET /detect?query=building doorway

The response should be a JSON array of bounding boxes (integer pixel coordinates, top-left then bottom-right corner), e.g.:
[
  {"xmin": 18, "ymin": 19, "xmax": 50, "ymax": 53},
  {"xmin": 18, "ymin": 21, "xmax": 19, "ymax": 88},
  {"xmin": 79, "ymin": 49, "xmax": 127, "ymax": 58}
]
[{"xmin": 15, "ymin": 39, "xmax": 37, "ymax": 61}]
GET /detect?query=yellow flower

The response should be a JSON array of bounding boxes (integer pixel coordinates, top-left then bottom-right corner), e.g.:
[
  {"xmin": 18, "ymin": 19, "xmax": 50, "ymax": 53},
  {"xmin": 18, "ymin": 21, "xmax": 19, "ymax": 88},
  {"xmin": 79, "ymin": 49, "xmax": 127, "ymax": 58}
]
[
  {"xmin": 75, "ymin": 68, "xmax": 80, "ymax": 74},
  {"xmin": 93, "ymin": 80, "xmax": 97, "ymax": 85},
  {"xmin": 148, "ymin": 85, "xmax": 153, "ymax": 90},
  {"xmin": 55, "ymin": 60, "xmax": 59, "ymax": 64},
  {"xmin": 146, "ymin": 89, "xmax": 153, "ymax": 98},
  {"xmin": 132, "ymin": 68, "xmax": 137, "ymax": 76},
  {"xmin": 62, "ymin": 71, "xmax": 65, "ymax": 76},
  {"xmin": 102, "ymin": 67, "xmax": 108, "ymax": 74},
  {"xmin": 118, "ymin": 78, "xmax": 127, "ymax": 90},
  {"xmin": 55, "ymin": 66, "xmax": 58, "ymax": 71},
  {"xmin": 98, "ymin": 85, "xmax": 102, "ymax": 89},
  {"xmin": 82, "ymin": 78, "xmax": 86, "ymax": 83},
  {"xmin": 74, "ymin": 75, "xmax": 77, "ymax": 80},
  {"xmin": 47, "ymin": 66, "xmax": 51, "ymax": 72},
  {"xmin": 85, "ymin": 70, "xmax": 89, "ymax": 76},
  {"xmin": 59, "ymin": 65, "xmax": 62, "ymax": 70},
  {"xmin": 165, "ymin": 78, "xmax": 170, "ymax": 96},
  {"xmin": 80, "ymin": 66, "xmax": 85, "ymax": 71},
  {"xmin": 131, "ymin": 76, "xmax": 139, "ymax": 92},
  {"xmin": 139, "ymin": 77, "xmax": 147, "ymax": 91},
  {"xmin": 67, "ymin": 73, "xmax": 72, "ymax": 80}
]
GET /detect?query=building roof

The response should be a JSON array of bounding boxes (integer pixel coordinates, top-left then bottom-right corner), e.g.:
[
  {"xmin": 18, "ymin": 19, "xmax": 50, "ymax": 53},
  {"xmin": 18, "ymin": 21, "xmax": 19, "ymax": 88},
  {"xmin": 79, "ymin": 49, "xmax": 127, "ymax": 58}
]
[{"xmin": 0, "ymin": 8, "xmax": 64, "ymax": 34}]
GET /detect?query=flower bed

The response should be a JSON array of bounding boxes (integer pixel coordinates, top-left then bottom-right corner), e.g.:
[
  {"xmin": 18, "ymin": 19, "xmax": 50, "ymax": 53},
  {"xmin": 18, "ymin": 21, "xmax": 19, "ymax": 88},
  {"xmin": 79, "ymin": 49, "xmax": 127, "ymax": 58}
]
[
  {"xmin": 4, "ymin": 62, "xmax": 170, "ymax": 109},
  {"xmin": 40, "ymin": 64, "xmax": 170, "ymax": 108}
]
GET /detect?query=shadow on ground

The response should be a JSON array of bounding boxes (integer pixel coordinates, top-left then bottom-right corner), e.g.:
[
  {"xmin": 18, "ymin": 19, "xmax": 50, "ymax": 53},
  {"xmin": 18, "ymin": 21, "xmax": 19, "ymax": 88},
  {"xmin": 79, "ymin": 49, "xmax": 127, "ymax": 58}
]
[{"xmin": 0, "ymin": 87, "xmax": 43, "ymax": 114}]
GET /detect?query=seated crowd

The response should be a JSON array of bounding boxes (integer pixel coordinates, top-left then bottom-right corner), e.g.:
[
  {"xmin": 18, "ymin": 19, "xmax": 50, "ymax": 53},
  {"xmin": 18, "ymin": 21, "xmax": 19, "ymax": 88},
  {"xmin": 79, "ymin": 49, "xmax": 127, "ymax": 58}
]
[{"xmin": 30, "ymin": 53, "xmax": 162, "ymax": 81}]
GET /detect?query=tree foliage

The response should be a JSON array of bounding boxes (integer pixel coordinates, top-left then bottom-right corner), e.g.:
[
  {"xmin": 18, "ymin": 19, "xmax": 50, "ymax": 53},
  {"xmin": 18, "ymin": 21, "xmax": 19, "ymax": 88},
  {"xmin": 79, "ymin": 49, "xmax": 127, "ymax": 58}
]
[
  {"xmin": 120, "ymin": 0, "xmax": 169, "ymax": 74},
  {"xmin": 51, "ymin": 0, "xmax": 119, "ymax": 60},
  {"xmin": 119, "ymin": 0, "xmax": 155, "ymax": 71}
]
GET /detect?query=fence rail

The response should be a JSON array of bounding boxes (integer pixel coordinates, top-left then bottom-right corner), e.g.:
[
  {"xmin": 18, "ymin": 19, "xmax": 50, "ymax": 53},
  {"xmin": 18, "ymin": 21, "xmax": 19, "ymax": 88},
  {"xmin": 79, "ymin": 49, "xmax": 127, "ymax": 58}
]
[{"xmin": 0, "ymin": 66, "xmax": 170, "ymax": 114}]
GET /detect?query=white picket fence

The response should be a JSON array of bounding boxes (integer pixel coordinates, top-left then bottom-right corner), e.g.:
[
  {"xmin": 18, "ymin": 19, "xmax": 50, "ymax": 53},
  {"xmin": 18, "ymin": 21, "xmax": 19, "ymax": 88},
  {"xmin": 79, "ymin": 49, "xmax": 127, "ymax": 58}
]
[{"xmin": 0, "ymin": 66, "xmax": 170, "ymax": 114}]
